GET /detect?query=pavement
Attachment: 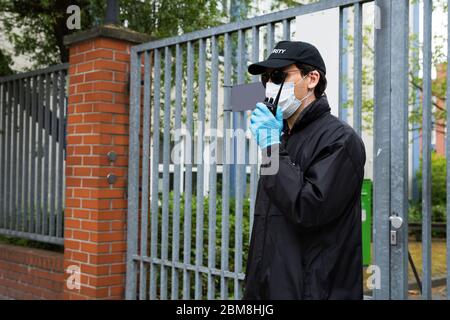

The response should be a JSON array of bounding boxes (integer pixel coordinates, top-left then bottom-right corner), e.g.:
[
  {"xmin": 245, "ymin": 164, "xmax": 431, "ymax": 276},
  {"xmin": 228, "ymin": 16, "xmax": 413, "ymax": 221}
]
[{"xmin": 408, "ymin": 285, "xmax": 447, "ymax": 300}]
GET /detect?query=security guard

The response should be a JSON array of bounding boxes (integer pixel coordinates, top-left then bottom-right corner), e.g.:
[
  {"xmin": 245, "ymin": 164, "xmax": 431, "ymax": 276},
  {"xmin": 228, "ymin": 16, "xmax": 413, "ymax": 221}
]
[{"xmin": 243, "ymin": 41, "xmax": 366, "ymax": 300}]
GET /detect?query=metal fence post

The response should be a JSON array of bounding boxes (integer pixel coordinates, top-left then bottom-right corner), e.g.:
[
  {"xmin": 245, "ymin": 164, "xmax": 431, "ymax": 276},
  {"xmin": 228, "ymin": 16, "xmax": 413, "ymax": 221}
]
[
  {"xmin": 373, "ymin": 0, "xmax": 391, "ymax": 300},
  {"xmin": 389, "ymin": 0, "xmax": 409, "ymax": 300},
  {"xmin": 421, "ymin": 0, "xmax": 433, "ymax": 300},
  {"xmin": 125, "ymin": 47, "xmax": 141, "ymax": 300}
]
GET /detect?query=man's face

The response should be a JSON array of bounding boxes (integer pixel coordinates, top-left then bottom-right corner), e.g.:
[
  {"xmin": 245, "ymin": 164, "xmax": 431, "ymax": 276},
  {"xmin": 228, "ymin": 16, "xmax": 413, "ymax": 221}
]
[{"xmin": 265, "ymin": 64, "xmax": 320, "ymax": 100}]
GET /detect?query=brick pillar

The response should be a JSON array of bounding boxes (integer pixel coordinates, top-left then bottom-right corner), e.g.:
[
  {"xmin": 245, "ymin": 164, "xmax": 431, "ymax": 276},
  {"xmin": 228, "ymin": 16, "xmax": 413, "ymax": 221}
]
[{"xmin": 63, "ymin": 25, "xmax": 150, "ymax": 300}]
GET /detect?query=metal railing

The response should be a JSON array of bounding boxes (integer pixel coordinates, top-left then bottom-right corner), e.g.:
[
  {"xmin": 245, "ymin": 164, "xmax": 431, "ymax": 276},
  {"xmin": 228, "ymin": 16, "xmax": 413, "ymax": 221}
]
[
  {"xmin": 0, "ymin": 63, "xmax": 68, "ymax": 245},
  {"xmin": 125, "ymin": 0, "xmax": 450, "ymax": 300}
]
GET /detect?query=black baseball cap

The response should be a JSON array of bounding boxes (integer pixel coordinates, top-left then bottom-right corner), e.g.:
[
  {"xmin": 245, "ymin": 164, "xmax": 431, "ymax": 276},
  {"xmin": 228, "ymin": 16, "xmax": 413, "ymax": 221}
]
[{"xmin": 248, "ymin": 40, "xmax": 326, "ymax": 75}]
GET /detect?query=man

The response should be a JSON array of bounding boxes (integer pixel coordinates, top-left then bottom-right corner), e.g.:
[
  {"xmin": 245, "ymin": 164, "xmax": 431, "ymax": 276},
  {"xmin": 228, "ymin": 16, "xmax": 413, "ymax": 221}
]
[{"xmin": 243, "ymin": 41, "xmax": 366, "ymax": 300}]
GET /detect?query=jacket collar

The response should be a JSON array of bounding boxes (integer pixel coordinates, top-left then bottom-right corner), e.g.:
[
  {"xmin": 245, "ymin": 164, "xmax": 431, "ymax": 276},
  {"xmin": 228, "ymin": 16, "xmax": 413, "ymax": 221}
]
[{"xmin": 282, "ymin": 94, "xmax": 331, "ymax": 135}]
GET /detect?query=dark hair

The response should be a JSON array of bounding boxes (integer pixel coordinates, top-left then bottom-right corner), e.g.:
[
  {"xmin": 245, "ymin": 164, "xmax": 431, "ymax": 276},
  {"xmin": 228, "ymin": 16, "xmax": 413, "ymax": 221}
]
[{"xmin": 295, "ymin": 63, "xmax": 327, "ymax": 98}]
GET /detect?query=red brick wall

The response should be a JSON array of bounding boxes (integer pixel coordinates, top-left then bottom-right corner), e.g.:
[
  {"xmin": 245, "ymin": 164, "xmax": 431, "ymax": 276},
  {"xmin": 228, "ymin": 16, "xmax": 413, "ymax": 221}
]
[
  {"xmin": 64, "ymin": 36, "xmax": 133, "ymax": 300},
  {"xmin": 0, "ymin": 243, "xmax": 64, "ymax": 300}
]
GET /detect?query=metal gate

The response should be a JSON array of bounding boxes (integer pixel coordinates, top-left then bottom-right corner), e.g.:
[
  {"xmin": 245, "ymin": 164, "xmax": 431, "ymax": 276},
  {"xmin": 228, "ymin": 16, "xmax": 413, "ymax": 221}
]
[
  {"xmin": 0, "ymin": 63, "xmax": 67, "ymax": 245},
  {"xmin": 126, "ymin": 0, "xmax": 450, "ymax": 300}
]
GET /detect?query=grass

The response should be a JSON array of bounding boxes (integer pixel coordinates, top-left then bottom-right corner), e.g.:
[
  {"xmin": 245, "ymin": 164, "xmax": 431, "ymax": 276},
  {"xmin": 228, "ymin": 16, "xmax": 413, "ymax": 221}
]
[{"xmin": 408, "ymin": 240, "xmax": 447, "ymax": 277}]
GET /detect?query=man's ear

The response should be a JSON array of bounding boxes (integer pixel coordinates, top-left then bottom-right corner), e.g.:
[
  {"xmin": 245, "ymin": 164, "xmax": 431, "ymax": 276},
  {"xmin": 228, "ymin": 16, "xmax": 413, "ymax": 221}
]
[{"xmin": 308, "ymin": 70, "xmax": 320, "ymax": 90}]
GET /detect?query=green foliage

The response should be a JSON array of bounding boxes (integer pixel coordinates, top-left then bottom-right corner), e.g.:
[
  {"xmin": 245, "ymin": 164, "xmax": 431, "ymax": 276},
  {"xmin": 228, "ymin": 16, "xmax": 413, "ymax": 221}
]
[
  {"xmin": 149, "ymin": 190, "xmax": 251, "ymax": 299},
  {"xmin": 0, "ymin": 0, "xmax": 314, "ymax": 70},
  {"xmin": 1, "ymin": 0, "xmax": 84, "ymax": 68},
  {"xmin": 416, "ymin": 152, "xmax": 447, "ymax": 206},
  {"xmin": 408, "ymin": 201, "xmax": 421, "ymax": 223},
  {"xmin": 174, "ymin": 189, "xmax": 250, "ymax": 264},
  {"xmin": 0, "ymin": 48, "xmax": 13, "ymax": 76},
  {"xmin": 410, "ymin": 152, "xmax": 447, "ymax": 223},
  {"xmin": 341, "ymin": 0, "xmax": 449, "ymax": 134},
  {"xmin": 0, "ymin": 0, "xmax": 227, "ymax": 68},
  {"xmin": 341, "ymin": 18, "xmax": 375, "ymax": 133},
  {"xmin": 121, "ymin": 0, "xmax": 225, "ymax": 39}
]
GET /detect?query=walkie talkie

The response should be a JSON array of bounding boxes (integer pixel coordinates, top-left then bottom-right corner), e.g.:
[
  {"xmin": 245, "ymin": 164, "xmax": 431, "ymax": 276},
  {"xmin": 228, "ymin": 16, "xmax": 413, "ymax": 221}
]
[
  {"xmin": 259, "ymin": 72, "xmax": 286, "ymax": 158},
  {"xmin": 262, "ymin": 72, "xmax": 286, "ymax": 117}
]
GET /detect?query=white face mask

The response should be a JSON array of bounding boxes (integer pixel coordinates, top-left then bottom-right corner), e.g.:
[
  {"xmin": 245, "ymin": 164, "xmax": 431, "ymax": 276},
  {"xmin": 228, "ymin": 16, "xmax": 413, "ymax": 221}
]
[{"xmin": 265, "ymin": 74, "xmax": 313, "ymax": 119}]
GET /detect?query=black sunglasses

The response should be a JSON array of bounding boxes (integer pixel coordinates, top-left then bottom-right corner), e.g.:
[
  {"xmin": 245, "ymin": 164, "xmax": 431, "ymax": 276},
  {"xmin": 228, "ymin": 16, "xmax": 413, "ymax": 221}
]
[
  {"xmin": 260, "ymin": 68, "xmax": 307, "ymax": 87},
  {"xmin": 260, "ymin": 69, "xmax": 287, "ymax": 87}
]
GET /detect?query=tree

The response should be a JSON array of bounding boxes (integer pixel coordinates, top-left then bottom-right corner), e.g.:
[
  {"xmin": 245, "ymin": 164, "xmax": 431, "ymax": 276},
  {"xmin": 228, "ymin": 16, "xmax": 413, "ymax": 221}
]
[
  {"xmin": 0, "ymin": 0, "xmax": 311, "ymax": 71},
  {"xmin": 0, "ymin": 0, "xmax": 226, "ymax": 69},
  {"xmin": 1, "ymin": 0, "xmax": 97, "ymax": 68},
  {"xmin": 341, "ymin": 0, "xmax": 448, "ymax": 134},
  {"xmin": 0, "ymin": 48, "xmax": 13, "ymax": 76}
]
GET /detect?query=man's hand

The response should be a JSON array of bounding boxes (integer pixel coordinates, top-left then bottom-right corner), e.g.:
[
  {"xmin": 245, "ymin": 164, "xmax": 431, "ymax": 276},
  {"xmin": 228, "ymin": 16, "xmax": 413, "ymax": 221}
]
[{"xmin": 250, "ymin": 102, "xmax": 283, "ymax": 149}]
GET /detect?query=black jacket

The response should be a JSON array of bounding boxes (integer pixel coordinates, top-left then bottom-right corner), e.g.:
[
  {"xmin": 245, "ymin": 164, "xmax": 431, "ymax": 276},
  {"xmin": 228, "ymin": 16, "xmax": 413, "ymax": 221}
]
[{"xmin": 243, "ymin": 95, "xmax": 366, "ymax": 300}]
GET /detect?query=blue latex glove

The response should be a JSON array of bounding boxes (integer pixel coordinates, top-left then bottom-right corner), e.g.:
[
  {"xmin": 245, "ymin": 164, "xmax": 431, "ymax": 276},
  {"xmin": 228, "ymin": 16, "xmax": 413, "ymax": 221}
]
[{"xmin": 250, "ymin": 102, "xmax": 283, "ymax": 149}]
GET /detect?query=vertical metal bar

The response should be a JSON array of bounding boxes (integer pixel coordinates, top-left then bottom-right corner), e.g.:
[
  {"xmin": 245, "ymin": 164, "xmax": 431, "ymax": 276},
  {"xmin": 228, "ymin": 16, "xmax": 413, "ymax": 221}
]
[
  {"xmin": 56, "ymin": 71, "xmax": 65, "ymax": 238},
  {"xmin": 411, "ymin": 2, "xmax": 421, "ymax": 202},
  {"xmin": 390, "ymin": 0, "xmax": 409, "ymax": 300},
  {"xmin": 42, "ymin": 73, "xmax": 51, "ymax": 235},
  {"xmin": 13, "ymin": 80, "xmax": 20, "ymax": 230},
  {"xmin": 252, "ymin": 26, "xmax": 259, "ymax": 56},
  {"xmin": 36, "ymin": 75, "xmax": 43, "ymax": 234},
  {"xmin": 183, "ymin": 41, "xmax": 194, "ymax": 300},
  {"xmin": 11, "ymin": 80, "xmax": 18, "ymax": 230},
  {"xmin": 8, "ymin": 80, "xmax": 14, "ymax": 229},
  {"xmin": 353, "ymin": 3, "xmax": 362, "ymax": 136},
  {"xmin": 0, "ymin": 82, "xmax": 6, "ymax": 228},
  {"xmin": 195, "ymin": 38, "xmax": 206, "ymax": 300},
  {"xmin": 139, "ymin": 50, "xmax": 151, "ymax": 300},
  {"xmin": 160, "ymin": 45, "xmax": 172, "ymax": 300},
  {"xmin": 4, "ymin": 81, "xmax": 10, "ymax": 229},
  {"xmin": 50, "ymin": 73, "xmax": 58, "ymax": 237},
  {"xmin": 234, "ymin": 118, "xmax": 245, "ymax": 299},
  {"xmin": 104, "ymin": 0, "xmax": 119, "ymax": 24},
  {"xmin": 125, "ymin": 48, "xmax": 141, "ymax": 300},
  {"xmin": 17, "ymin": 79, "xmax": 24, "ymax": 231},
  {"xmin": 24, "ymin": 77, "xmax": 31, "ymax": 233},
  {"xmin": 207, "ymin": 35, "xmax": 219, "ymax": 300},
  {"xmin": 282, "ymin": 19, "xmax": 290, "ymax": 40},
  {"xmin": 149, "ymin": 48, "xmax": 161, "ymax": 300},
  {"xmin": 373, "ymin": 0, "xmax": 391, "ymax": 300},
  {"xmin": 234, "ymin": 28, "xmax": 245, "ymax": 299},
  {"xmin": 30, "ymin": 76, "xmax": 37, "ymax": 233},
  {"xmin": 447, "ymin": 0, "xmax": 450, "ymax": 300},
  {"xmin": 249, "ymin": 26, "xmax": 260, "ymax": 239},
  {"xmin": 339, "ymin": 7, "xmax": 349, "ymax": 122},
  {"xmin": 0, "ymin": 83, "xmax": 5, "ymax": 229},
  {"xmin": 1, "ymin": 81, "xmax": 5, "ymax": 221},
  {"xmin": 220, "ymin": 32, "xmax": 232, "ymax": 300},
  {"xmin": 422, "ymin": 0, "xmax": 432, "ymax": 300},
  {"xmin": 5, "ymin": 81, "xmax": 12, "ymax": 229},
  {"xmin": 171, "ymin": 43, "xmax": 183, "ymax": 300},
  {"xmin": 47, "ymin": 72, "xmax": 58, "ymax": 236},
  {"xmin": 266, "ymin": 22, "xmax": 274, "ymax": 53}
]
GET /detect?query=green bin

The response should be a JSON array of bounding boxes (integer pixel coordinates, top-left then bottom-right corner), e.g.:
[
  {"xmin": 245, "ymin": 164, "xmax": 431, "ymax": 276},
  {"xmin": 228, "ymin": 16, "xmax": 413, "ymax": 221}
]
[{"xmin": 361, "ymin": 179, "xmax": 372, "ymax": 266}]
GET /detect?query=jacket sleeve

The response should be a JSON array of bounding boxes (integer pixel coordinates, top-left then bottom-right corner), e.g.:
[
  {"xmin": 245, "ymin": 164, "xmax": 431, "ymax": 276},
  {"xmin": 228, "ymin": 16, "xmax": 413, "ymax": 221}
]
[{"xmin": 260, "ymin": 140, "xmax": 363, "ymax": 229}]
